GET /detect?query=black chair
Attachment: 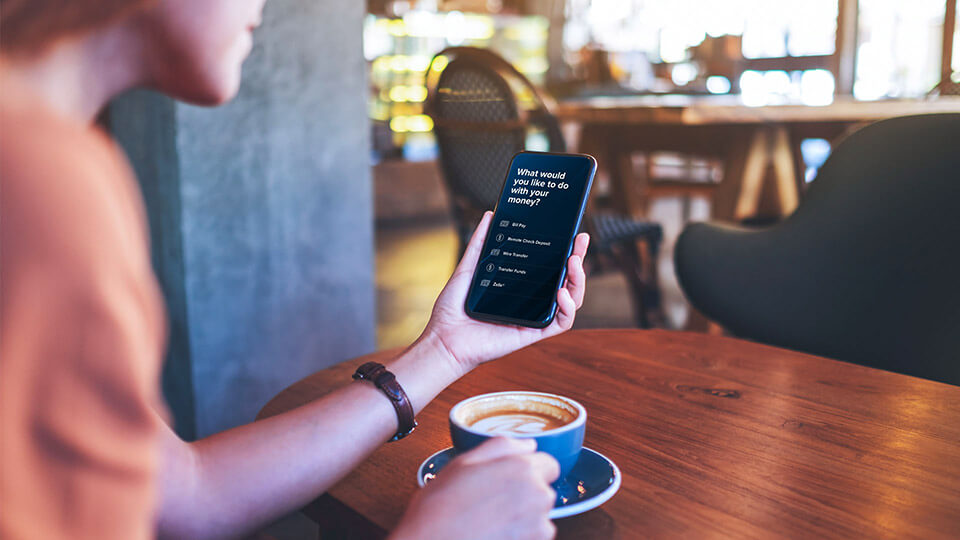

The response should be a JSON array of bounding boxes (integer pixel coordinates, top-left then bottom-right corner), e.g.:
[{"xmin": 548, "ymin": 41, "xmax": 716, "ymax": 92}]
[
  {"xmin": 425, "ymin": 47, "xmax": 665, "ymax": 327},
  {"xmin": 674, "ymin": 113, "xmax": 960, "ymax": 385}
]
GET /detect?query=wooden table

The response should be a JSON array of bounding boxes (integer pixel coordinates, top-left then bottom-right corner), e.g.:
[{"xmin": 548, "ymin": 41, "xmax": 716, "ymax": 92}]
[
  {"xmin": 556, "ymin": 96, "xmax": 960, "ymax": 221},
  {"xmin": 257, "ymin": 329, "xmax": 960, "ymax": 539}
]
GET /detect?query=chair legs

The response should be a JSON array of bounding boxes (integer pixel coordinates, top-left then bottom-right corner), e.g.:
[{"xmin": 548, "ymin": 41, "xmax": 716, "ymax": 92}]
[{"xmin": 609, "ymin": 238, "xmax": 664, "ymax": 329}]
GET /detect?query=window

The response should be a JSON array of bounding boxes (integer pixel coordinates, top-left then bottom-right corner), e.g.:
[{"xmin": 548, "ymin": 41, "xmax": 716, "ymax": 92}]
[{"xmin": 855, "ymin": 0, "xmax": 946, "ymax": 99}]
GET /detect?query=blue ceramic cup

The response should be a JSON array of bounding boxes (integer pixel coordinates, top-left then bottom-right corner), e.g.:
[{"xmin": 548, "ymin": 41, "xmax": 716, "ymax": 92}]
[{"xmin": 449, "ymin": 391, "xmax": 586, "ymax": 479}]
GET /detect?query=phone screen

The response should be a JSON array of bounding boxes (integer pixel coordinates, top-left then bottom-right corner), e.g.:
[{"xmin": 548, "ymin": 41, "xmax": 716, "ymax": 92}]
[{"xmin": 465, "ymin": 152, "xmax": 596, "ymax": 328}]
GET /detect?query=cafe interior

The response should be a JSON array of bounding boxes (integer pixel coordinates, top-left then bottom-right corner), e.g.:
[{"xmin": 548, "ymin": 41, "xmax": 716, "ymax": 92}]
[
  {"xmin": 4, "ymin": 0, "xmax": 958, "ymax": 538},
  {"xmin": 369, "ymin": 0, "xmax": 960, "ymax": 346},
  {"xmin": 248, "ymin": 0, "xmax": 960, "ymax": 536},
  {"xmin": 365, "ymin": 0, "xmax": 960, "ymax": 535}
]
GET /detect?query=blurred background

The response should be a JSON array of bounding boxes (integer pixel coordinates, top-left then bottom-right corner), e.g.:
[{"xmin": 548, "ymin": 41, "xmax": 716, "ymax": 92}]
[
  {"xmin": 366, "ymin": 0, "xmax": 960, "ymax": 346},
  {"xmin": 104, "ymin": 2, "xmax": 956, "ymax": 535},
  {"xmin": 110, "ymin": 0, "xmax": 957, "ymax": 442}
]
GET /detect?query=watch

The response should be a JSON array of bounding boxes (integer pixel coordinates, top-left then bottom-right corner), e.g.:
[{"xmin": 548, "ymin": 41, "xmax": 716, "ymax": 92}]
[{"xmin": 352, "ymin": 362, "xmax": 417, "ymax": 441}]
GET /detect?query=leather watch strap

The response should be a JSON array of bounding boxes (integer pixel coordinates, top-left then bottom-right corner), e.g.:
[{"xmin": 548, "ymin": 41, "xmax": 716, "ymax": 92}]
[{"xmin": 352, "ymin": 362, "xmax": 417, "ymax": 441}]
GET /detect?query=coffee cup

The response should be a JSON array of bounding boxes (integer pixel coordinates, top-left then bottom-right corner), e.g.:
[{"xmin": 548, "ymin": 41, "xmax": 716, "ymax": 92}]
[{"xmin": 449, "ymin": 391, "xmax": 586, "ymax": 479}]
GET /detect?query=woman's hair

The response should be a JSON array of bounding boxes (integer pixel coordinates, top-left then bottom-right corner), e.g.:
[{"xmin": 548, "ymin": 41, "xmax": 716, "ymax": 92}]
[{"xmin": 0, "ymin": 0, "xmax": 151, "ymax": 56}]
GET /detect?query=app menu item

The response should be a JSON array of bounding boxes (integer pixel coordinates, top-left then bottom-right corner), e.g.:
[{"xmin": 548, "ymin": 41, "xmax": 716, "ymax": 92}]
[{"xmin": 467, "ymin": 153, "xmax": 594, "ymax": 325}]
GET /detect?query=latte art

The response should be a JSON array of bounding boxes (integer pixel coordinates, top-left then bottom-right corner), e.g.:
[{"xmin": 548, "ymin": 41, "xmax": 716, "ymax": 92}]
[
  {"xmin": 452, "ymin": 391, "xmax": 581, "ymax": 439},
  {"xmin": 470, "ymin": 412, "xmax": 568, "ymax": 434}
]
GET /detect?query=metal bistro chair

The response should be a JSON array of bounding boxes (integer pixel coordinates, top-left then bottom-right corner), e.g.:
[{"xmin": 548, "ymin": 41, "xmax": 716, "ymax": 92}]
[
  {"xmin": 675, "ymin": 113, "xmax": 960, "ymax": 386},
  {"xmin": 425, "ymin": 47, "xmax": 664, "ymax": 328}
]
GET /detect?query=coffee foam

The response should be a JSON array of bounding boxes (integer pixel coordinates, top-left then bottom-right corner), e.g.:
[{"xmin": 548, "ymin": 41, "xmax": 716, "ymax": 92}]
[
  {"xmin": 469, "ymin": 412, "xmax": 566, "ymax": 434},
  {"xmin": 453, "ymin": 392, "xmax": 579, "ymax": 435}
]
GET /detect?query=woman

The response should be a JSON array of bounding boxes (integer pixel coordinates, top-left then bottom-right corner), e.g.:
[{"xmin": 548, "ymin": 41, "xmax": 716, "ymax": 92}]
[{"xmin": 0, "ymin": 1, "xmax": 590, "ymax": 539}]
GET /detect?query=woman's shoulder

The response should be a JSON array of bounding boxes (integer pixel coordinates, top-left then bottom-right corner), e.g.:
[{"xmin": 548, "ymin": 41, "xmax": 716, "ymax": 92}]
[
  {"xmin": 0, "ymin": 95, "xmax": 132, "ymax": 197},
  {"xmin": 0, "ymin": 95, "xmax": 151, "ymax": 281}
]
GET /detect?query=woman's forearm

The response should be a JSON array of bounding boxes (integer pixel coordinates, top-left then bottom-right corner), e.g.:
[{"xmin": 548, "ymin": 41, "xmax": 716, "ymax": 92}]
[{"xmin": 157, "ymin": 331, "xmax": 464, "ymax": 540}]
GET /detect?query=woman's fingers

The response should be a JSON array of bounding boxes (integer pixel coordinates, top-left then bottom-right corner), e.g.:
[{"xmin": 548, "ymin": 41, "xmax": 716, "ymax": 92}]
[
  {"xmin": 551, "ymin": 233, "xmax": 590, "ymax": 331},
  {"xmin": 526, "ymin": 452, "xmax": 562, "ymax": 485},
  {"xmin": 572, "ymin": 232, "xmax": 590, "ymax": 259},
  {"xmin": 453, "ymin": 211, "xmax": 493, "ymax": 275},
  {"xmin": 564, "ymin": 233, "xmax": 589, "ymax": 309},
  {"xmin": 553, "ymin": 287, "xmax": 577, "ymax": 330},
  {"xmin": 457, "ymin": 437, "xmax": 536, "ymax": 466},
  {"xmin": 565, "ymin": 255, "xmax": 586, "ymax": 309}
]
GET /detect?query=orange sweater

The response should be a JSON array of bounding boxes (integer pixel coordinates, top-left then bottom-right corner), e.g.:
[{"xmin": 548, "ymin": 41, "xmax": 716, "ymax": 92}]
[{"xmin": 1, "ymin": 91, "xmax": 166, "ymax": 539}]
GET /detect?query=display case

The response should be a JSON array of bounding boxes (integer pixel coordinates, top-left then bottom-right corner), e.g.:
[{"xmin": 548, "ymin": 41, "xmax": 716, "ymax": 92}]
[{"xmin": 364, "ymin": 10, "xmax": 548, "ymax": 161}]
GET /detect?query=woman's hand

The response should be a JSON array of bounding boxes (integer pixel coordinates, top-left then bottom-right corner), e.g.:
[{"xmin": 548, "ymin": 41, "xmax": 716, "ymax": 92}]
[
  {"xmin": 420, "ymin": 211, "xmax": 590, "ymax": 375},
  {"xmin": 391, "ymin": 438, "xmax": 559, "ymax": 540}
]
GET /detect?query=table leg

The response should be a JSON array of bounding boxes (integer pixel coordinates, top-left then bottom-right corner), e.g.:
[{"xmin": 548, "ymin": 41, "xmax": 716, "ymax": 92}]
[
  {"xmin": 605, "ymin": 130, "xmax": 644, "ymax": 219},
  {"xmin": 789, "ymin": 129, "xmax": 807, "ymax": 190},
  {"xmin": 770, "ymin": 126, "xmax": 800, "ymax": 216},
  {"xmin": 712, "ymin": 127, "xmax": 766, "ymax": 222},
  {"xmin": 712, "ymin": 133, "xmax": 745, "ymax": 221}
]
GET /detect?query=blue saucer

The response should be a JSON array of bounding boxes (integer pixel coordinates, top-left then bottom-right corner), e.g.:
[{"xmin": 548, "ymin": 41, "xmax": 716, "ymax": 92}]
[{"xmin": 417, "ymin": 446, "xmax": 621, "ymax": 519}]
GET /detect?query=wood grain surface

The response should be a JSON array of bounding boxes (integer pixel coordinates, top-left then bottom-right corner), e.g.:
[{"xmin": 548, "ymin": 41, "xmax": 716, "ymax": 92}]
[{"xmin": 257, "ymin": 329, "xmax": 960, "ymax": 539}]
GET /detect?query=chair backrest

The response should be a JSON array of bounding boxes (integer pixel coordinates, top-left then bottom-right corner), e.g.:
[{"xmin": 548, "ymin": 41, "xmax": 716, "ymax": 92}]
[
  {"xmin": 675, "ymin": 113, "xmax": 960, "ymax": 385},
  {"xmin": 425, "ymin": 47, "xmax": 566, "ymax": 247}
]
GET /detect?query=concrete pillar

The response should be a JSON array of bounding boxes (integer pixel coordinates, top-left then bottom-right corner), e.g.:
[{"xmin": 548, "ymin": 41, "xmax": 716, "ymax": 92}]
[{"xmin": 110, "ymin": 0, "xmax": 375, "ymax": 438}]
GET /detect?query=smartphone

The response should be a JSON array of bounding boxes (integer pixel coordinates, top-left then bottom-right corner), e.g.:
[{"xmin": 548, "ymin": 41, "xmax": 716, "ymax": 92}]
[{"xmin": 465, "ymin": 151, "xmax": 597, "ymax": 328}]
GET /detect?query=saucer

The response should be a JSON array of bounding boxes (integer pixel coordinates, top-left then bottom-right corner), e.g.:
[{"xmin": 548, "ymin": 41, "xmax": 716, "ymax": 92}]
[{"xmin": 417, "ymin": 446, "xmax": 621, "ymax": 519}]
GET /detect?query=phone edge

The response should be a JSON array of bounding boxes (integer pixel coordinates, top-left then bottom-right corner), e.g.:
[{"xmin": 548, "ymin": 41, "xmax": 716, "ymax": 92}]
[{"xmin": 463, "ymin": 150, "xmax": 598, "ymax": 329}]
